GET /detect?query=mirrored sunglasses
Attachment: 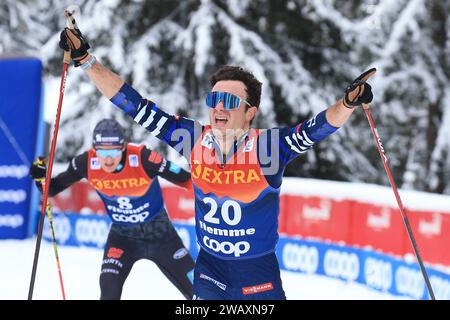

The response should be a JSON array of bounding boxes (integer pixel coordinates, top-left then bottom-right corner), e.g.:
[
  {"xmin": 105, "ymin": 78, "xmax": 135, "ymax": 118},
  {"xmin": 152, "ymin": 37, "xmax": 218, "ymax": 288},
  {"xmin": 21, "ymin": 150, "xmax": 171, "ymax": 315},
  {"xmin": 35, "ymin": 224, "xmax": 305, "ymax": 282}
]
[
  {"xmin": 205, "ymin": 91, "xmax": 251, "ymax": 110},
  {"xmin": 95, "ymin": 148, "xmax": 122, "ymax": 158}
]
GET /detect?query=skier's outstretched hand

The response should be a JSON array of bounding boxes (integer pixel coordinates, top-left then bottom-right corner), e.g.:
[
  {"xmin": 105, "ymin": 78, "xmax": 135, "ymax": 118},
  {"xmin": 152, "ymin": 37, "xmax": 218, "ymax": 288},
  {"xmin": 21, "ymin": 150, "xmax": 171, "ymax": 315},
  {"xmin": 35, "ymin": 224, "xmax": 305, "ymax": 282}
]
[
  {"xmin": 343, "ymin": 68, "xmax": 376, "ymax": 108},
  {"xmin": 59, "ymin": 27, "xmax": 91, "ymax": 67},
  {"xmin": 29, "ymin": 157, "xmax": 47, "ymax": 181}
]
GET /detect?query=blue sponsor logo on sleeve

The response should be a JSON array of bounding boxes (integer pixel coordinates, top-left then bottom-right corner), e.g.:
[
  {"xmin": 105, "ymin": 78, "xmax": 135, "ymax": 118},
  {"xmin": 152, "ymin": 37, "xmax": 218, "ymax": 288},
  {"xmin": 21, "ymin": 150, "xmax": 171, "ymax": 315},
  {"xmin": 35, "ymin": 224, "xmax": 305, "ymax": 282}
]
[{"xmin": 169, "ymin": 162, "xmax": 181, "ymax": 174}]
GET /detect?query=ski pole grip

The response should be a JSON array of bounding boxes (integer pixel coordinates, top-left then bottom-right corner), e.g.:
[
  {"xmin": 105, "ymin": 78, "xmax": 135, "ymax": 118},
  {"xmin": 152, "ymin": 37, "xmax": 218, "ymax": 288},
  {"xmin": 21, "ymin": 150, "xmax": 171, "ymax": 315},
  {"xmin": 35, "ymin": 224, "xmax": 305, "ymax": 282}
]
[
  {"xmin": 62, "ymin": 9, "xmax": 78, "ymax": 64},
  {"xmin": 63, "ymin": 50, "xmax": 71, "ymax": 64},
  {"xmin": 362, "ymin": 103, "xmax": 370, "ymax": 110}
]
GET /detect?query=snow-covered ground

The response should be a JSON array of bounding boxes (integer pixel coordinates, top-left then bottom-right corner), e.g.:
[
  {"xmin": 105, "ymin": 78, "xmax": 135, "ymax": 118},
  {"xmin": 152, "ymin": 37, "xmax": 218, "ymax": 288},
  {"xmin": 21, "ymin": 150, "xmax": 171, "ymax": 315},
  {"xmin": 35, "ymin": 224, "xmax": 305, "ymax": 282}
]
[{"xmin": 0, "ymin": 239, "xmax": 405, "ymax": 300}]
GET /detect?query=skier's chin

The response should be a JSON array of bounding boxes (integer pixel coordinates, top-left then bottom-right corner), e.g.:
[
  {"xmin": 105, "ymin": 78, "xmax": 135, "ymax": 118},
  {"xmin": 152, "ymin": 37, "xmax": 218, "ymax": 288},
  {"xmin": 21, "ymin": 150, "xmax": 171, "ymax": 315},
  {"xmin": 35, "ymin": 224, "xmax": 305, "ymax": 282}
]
[
  {"xmin": 102, "ymin": 164, "xmax": 118, "ymax": 173},
  {"xmin": 211, "ymin": 123, "xmax": 229, "ymax": 135}
]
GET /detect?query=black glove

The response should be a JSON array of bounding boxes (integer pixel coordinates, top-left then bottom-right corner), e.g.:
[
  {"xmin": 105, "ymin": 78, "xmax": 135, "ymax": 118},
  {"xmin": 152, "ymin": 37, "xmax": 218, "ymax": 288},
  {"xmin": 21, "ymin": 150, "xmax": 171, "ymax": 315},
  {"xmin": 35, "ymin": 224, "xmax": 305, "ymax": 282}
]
[
  {"xmin": 343, "ymin": 68, "xmax": 376, "ymax": 108},
  {"xmin": 29, "ymin": 157, "xmax": 47, "ymax": 181},
  {"xmin": 59, "ymin": 27, "xmax": 91, "ymax": 67}
]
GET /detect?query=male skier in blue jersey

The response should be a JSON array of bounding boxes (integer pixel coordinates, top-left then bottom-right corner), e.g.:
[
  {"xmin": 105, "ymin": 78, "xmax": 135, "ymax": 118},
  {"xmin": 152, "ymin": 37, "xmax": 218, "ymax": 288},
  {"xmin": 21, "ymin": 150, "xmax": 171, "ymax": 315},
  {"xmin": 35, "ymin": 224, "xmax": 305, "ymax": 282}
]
[{"xmin": 59, "ymin": 27, "xmax": 375, "ymax": 300}]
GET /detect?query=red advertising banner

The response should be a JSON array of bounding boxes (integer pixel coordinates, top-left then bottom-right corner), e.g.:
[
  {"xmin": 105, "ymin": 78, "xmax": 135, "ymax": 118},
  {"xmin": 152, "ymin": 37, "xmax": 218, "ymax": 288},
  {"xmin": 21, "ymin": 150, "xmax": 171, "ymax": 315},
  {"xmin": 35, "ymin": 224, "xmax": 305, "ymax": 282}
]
[
  {"xmin": 349, "ymin": 202, "xmax": 406, "ymax": 256},
  {"xmin": 278, "ymin": 195, "xmax": 288, "ymax": 234},
  {"xmin": 282, "ymin": 195, "xmax": 351, "ymax": 243},
  {"xmin": 161, "ymin": 186, "xmax": 195, "ymax": 221},
  {"xmin": 406, "ymin": 210, "xmax": 450, "ymax": 266}
]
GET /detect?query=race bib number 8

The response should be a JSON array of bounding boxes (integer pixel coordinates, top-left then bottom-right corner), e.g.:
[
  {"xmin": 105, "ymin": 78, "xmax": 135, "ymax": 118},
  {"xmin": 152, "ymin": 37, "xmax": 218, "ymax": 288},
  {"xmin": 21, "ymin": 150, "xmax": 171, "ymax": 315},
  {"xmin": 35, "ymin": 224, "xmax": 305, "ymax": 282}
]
[{"xmin": 117, "ymin": 197, "xmax": 133, "ymax": 209}]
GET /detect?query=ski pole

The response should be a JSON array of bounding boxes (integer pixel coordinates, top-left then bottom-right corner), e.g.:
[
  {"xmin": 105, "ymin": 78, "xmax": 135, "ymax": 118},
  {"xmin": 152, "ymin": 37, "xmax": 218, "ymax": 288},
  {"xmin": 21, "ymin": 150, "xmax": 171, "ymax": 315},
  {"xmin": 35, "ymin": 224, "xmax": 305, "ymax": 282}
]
[
  {"xmin": 362, "ymin": 103, "xmax": 436, "ymax": 300},
  {"xmin": 42, "ymin": 178, "xmax": 66, "ymax": 299},
  {"xmin": 28, "ymin": 10, "xmax": 75, "ymax": 300}
]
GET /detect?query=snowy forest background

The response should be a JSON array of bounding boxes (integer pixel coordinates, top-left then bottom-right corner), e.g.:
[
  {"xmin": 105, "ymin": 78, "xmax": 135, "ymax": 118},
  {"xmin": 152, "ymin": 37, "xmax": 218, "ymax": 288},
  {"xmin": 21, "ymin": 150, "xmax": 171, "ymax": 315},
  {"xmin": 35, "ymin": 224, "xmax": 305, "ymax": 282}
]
[{"xmin": 1, "ymin": 0, "xmax": 450, "ymax": 194}]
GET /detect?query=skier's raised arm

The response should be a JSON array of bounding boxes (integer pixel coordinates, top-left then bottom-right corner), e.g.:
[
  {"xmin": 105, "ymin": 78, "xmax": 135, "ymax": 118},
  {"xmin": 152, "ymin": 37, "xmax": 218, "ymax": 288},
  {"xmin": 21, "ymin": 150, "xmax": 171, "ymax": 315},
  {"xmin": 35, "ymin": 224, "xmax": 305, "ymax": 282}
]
[{"xmin": 59, "ymin": 28, "xmax": 200, "ymax": 159}]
